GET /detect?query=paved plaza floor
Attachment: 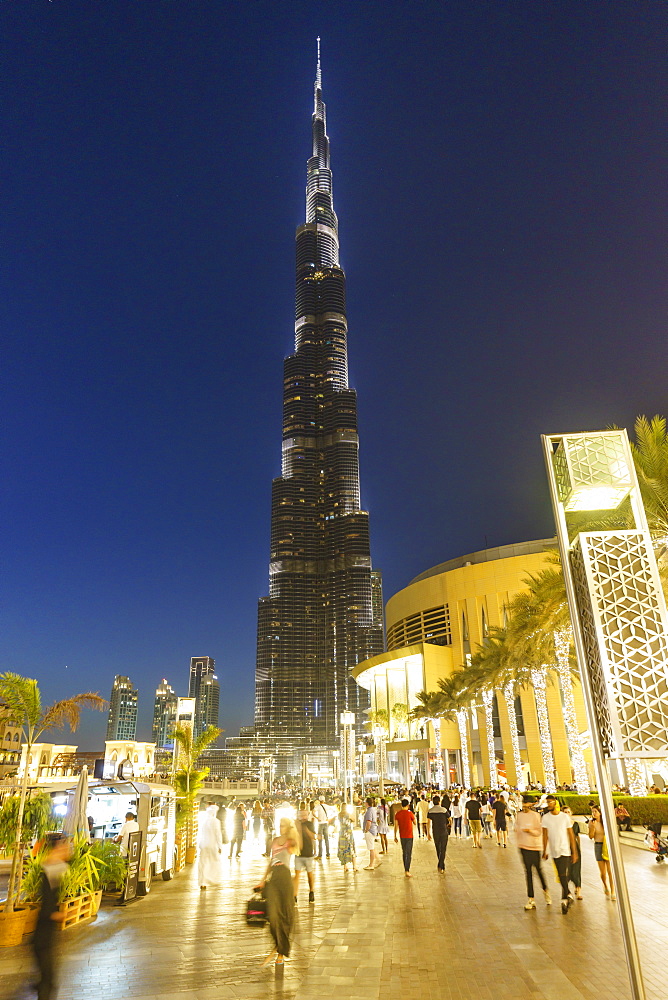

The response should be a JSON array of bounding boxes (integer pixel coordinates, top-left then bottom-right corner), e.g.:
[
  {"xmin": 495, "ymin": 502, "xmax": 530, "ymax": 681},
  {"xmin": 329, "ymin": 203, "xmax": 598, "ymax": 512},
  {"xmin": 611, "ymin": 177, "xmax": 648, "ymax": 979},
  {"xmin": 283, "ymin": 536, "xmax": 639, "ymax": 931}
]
[{"xmin": 2, "ymin": 828, "xmax": 667, "ymax": 1000}]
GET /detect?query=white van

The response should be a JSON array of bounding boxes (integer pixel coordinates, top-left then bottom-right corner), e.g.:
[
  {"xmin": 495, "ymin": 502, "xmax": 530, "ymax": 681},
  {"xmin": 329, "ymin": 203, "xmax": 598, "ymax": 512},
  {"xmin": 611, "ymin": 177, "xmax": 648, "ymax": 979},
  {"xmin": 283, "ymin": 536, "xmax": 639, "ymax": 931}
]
[{"xmin": 47, "ymin": 778, "xmax": 177, "ymax": 895}]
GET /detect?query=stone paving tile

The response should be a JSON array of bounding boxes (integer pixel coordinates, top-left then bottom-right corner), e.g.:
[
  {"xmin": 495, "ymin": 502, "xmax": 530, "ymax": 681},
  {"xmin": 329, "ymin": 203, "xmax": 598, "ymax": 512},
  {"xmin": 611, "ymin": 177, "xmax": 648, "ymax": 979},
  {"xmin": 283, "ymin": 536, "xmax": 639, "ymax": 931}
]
[{"xmin": 1, "ymin": 829, "xmax": 667, "ymax": 999}]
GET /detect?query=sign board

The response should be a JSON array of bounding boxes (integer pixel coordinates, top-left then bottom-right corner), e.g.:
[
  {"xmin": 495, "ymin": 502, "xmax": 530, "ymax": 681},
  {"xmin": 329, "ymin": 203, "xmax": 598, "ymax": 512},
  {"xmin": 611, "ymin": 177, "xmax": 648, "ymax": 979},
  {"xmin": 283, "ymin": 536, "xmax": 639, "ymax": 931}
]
[{"xmin": 123, "ymin": 830, "xmax": 142, "ymax": 903}]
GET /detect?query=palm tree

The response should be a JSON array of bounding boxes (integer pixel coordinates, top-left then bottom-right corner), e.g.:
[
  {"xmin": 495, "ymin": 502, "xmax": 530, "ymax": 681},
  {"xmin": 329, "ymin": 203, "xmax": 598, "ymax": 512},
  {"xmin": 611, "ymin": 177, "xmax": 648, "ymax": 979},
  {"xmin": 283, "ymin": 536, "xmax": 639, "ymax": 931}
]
[
  {"xmin": 391, "ymin": 702, "xmax": 409, "ymax": 739},
  {"xmin": 630, "ymin": 414, "xmax": 668, "ymax": 552},
  {"xmin": 437, "ymin": 673, "xmax": 472, "ymax": 788},
  {"xmin": 410, "ymin": 691, "xmax": 446, "ymax": 785},
  {"xmin": 505, "ymin": 592, "xmax": 558, "ymax": 792},
  {"xmin": 521, "ymin": 558, "xmax": 591, "ymax": 791},
  {"xmin": 172, "ymin": 723, "xmax": 221, "ymax": 857},
  {"xmin": 466, "ymin": 629, "xmax": 523, "ymax": 789},
  {"xmin": 0, "ymin": 672, "xmax": 105, "ymax": 913}
]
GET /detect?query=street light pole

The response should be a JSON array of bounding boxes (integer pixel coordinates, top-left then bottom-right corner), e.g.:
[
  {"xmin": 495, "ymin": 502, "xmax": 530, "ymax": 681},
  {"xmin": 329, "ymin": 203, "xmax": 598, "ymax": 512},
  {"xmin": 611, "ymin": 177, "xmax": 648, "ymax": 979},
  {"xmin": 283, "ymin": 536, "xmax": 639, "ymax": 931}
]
[{"xmin": 542, "ymin": 429, "xmax": 668, "ymax": 1000}]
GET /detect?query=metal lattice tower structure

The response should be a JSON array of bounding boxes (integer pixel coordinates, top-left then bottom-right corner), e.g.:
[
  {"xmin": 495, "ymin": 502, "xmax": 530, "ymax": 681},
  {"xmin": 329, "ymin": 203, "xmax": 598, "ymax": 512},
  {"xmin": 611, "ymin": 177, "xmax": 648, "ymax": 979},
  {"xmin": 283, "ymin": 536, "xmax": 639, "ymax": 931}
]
[{"xmin": 255, "ymin": 44, "xmax": 384, "ymax": 747}]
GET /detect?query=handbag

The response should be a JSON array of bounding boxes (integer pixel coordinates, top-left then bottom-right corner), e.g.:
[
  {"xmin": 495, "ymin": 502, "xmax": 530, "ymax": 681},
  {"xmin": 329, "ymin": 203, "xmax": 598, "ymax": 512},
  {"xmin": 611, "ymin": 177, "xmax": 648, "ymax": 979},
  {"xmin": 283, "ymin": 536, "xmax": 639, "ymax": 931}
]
[{"xmin": 246, "ymin": 891, "xmax": 268, "ymax": 925}]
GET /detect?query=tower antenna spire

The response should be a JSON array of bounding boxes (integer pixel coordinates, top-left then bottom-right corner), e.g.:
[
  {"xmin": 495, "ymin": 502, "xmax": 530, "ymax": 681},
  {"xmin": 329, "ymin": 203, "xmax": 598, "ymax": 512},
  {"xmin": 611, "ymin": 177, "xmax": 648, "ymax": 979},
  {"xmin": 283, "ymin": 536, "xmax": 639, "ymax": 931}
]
[{"xmin": 316, "ymin": 36, "xmax": 321, "ymax": 90}]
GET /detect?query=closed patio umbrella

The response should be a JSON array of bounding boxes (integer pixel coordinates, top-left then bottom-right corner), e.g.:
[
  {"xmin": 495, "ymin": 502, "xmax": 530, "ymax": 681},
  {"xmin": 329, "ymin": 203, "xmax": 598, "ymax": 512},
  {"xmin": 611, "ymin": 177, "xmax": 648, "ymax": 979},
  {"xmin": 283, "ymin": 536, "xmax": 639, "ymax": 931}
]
[{"xmin": 62, "ymin": 765, "xmax": 90, "ymax": 842}]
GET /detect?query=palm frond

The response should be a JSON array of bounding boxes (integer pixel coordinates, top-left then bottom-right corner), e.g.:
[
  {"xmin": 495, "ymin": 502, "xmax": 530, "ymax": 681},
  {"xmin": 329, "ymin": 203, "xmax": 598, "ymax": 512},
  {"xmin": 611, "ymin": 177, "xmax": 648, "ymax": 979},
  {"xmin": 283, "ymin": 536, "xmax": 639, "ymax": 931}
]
[
  {"xmin": 192, "ymin": 725, "xmax": 221, "ymax": 759},
  {"xmin": 39, "ymin": 693, "xmax": 106, "ymax": 739},
  {"xmin": 631, "ymin": 414, "xmax": 668, "ymax": 543},
  {"xmin": 0, "ymin": 673, "xmax": 42, "ymax": 733}
]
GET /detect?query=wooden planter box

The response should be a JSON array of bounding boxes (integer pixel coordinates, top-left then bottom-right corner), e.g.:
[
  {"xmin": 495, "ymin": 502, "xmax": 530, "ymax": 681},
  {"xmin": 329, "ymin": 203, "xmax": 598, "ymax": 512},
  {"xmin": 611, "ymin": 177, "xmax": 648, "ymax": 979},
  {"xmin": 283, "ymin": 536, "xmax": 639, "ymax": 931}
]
[
  {"xmin": 58, "ymin": 891, "xmax": 102, "ymax": 930},
  {"xmin": 174, "ymin": 815, "xmax": 198, "ymax": 873}
]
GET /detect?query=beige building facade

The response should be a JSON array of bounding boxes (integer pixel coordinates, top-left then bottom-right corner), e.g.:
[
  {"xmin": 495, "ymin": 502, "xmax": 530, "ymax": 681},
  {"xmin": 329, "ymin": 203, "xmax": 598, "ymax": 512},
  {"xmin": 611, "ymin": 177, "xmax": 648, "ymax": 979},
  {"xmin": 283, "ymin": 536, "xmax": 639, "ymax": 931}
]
[{"xmin": 353, "ymin": 540, "xmax": 595, "ymax": 789}]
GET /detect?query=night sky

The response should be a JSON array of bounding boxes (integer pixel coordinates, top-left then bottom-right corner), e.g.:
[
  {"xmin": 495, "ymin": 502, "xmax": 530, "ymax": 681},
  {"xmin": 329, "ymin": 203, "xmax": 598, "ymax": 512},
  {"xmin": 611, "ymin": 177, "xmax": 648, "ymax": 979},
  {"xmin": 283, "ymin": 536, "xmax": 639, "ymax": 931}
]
[{"xmin": 2, "ymin": 3, "xmax": 665, "ymax": 748}]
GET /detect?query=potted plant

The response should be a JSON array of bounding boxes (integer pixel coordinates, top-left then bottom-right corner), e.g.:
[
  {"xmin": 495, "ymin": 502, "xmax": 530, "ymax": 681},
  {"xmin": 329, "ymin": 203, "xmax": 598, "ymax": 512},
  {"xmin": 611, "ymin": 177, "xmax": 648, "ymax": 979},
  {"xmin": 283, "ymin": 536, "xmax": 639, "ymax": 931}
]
[
  {"xmin": 0, "ymin": 791, "xmax": 55, "ymax": 934},
  {"xmin": 89, "ymin": 839, "xmax": 128, "ymax": 895},
  {"xmin": 56, "ymin": 838, "xmax": 103, "ymax": 925},
  {"xmin": 0, "ymin": 672, "xmax": 105, "ymax": 947},
  {"xmin": 172, "ymin": 724, "xmax": 220, "ymax": 864}
]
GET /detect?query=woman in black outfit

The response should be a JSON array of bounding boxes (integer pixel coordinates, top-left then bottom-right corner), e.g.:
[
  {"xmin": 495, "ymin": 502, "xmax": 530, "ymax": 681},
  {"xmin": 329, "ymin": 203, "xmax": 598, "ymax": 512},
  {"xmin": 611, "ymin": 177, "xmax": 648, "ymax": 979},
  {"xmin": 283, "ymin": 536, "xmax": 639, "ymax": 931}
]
[{"xmin": 31, "ymin": 834, "xmax": 71, "ymax": 1000}]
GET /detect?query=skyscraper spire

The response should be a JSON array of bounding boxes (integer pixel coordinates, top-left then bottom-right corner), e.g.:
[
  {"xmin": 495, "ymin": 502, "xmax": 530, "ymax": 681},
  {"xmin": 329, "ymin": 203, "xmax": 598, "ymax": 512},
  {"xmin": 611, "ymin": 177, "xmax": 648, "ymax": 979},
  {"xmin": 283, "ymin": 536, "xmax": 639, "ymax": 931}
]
[{"xmin": 254, "ymin": 53, "xmax": 384, "ymax": 750}]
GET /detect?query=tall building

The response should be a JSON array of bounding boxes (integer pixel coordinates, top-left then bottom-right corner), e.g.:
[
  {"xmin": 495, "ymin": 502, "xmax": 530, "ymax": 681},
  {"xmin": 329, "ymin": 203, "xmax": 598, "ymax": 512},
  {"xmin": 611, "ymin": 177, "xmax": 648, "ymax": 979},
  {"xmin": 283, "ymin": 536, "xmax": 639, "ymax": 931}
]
[
  {"xmin": 151, "ymin": 679, "xmax": 177, "ymax": 748},
  {"xmin": 254, "ymin": 45, "xmax": 384, "ymax": 749},
  {"xmin": 106, "ymin": 675, "xmax": 138, "ymax": 741},
  {"xmin": 188, "ymin": 657, "xmax": 220, "ymax": 738}
]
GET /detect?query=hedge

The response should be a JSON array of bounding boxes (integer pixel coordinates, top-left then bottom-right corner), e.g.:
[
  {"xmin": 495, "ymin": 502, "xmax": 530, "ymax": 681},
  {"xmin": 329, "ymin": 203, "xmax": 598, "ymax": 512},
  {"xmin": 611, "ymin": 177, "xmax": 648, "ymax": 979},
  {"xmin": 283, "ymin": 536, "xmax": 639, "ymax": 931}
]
[{"xmin": 519, "ymin": 791, "xmax": 668, "ymax": 825}]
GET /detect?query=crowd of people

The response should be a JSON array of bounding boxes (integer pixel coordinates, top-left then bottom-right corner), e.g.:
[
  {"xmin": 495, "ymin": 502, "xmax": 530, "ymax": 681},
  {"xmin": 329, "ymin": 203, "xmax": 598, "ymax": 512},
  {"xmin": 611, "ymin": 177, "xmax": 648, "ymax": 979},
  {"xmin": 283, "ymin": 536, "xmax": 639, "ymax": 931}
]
[{"xmin": 191, "ymin": 783, "xmax": 630, "ymax": 966}]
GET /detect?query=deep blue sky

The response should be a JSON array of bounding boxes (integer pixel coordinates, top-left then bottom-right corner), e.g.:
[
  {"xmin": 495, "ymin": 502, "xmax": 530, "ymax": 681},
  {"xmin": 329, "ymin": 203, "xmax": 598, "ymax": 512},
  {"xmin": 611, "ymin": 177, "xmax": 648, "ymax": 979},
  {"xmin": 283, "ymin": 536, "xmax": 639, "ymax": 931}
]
[{"xmin": 1, "ymin": 2, "xmax": 665, "ymax": 748}]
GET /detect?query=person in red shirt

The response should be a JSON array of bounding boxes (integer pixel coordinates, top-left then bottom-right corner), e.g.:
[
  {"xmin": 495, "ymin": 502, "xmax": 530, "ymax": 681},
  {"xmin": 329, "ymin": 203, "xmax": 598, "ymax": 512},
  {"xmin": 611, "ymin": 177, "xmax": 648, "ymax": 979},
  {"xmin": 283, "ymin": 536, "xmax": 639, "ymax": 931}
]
[{"xmin": 394, "ymin": 798, "xmax": 417, "ymax": 877}]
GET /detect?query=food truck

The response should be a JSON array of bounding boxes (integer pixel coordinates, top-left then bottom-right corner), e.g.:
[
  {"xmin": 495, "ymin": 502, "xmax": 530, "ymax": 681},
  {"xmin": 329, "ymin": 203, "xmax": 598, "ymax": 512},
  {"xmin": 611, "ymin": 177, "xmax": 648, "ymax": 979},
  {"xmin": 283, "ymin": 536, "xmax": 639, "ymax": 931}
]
[{"xmin": 51, "ymin": 778, "xmax": 177, "ymax": 894}]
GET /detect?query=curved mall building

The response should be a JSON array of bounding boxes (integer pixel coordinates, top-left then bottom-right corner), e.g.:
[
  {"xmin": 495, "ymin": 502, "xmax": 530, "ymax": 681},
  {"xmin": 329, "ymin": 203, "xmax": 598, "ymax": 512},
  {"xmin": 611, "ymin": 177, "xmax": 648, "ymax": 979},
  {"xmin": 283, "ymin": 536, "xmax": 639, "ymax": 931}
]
[{"xmin": 352, "ymin": 539, "xmax": 595, "ymax": 789}]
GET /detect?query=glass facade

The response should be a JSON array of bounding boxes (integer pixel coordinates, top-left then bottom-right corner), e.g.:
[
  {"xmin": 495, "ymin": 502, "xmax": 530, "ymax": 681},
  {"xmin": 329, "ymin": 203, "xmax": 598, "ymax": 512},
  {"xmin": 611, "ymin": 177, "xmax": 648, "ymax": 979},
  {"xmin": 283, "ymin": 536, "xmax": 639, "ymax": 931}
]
[{"xmin": 255, "ymin": 51, "xmax": 384, "ymax": 747}]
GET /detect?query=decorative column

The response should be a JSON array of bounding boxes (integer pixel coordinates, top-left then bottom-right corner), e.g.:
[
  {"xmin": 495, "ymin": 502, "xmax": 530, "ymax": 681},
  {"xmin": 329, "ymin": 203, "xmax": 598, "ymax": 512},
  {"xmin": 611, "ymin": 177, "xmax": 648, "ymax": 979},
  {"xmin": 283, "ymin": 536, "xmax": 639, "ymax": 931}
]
[
  {"xmin": 554, "ymin": 629, "xmax": 591, "ymax": 791},
  {"xmin": 503, "ymin": 683, "xmax": 525, "ymax": 791},
  {"xmin": 481, "ymin": 690, "xmax": 498, "ymax": 788},
  {"xmin": 456, "ymin": 709, "xmax": 471, "ymax": 788},
  {"xmin": 544, "ymin": 428, "xmax": 668, "ymax": 1000},
  {"xmin": 530, "ymin": 667, "xmax": 556, "ymax": 792}
]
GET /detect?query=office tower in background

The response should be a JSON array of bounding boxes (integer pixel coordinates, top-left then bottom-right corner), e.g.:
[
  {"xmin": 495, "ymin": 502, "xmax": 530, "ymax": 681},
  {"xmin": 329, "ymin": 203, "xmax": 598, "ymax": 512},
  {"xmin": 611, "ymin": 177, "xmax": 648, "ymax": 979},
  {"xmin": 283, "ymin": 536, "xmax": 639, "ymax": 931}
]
[{"xmin": 106, "ymin": 675, "xmax": 138, "ymax": 741}]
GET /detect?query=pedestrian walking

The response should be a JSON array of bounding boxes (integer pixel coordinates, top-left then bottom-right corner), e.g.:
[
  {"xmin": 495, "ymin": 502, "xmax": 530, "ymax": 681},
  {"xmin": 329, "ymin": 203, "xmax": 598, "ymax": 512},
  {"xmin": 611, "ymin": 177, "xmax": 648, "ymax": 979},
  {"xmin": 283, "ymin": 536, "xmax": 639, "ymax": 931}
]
[
  {"xmin": 589, "ymin": 805, "xmax": 615, "ymax": 899},
  {"xmin": 294, "ymin": 802, "xmax": 316, "ymax": 903},
  {"xmin": 481, "ymin": 795, "xmax": 493, "ymax": 838},
  {"xmin": 541, "ymin": 795, "xmax": 579, "ymax": 913},
  {"xmin": 363, "ymin": 796, "xmax": 381, "ymax": 869},
  {"xmin": 394, "ymin": 797, "xmax": 417, "ymax": 877},
  {"xmin": 427, "ymin": 795, "xmax": 450, "ymax": 874},
  {"xmin": 563, "ymin": 807, "xmax": 582, "ymax": 899},
  {"xmin": 258, "ymin": 816, "xmax": 300, "ymax": 966},
  {"xmin": 465, "ymin": 791, "xmax": 483, "ymax": 848},
  {"xmin": 417, "ymin": 794, "xmax": 430, "ymax": 839},
  {"xmin": 198, "ymin": 803, "xmax": 223, "ymax": 890},
  {"xmin": 493, "ymin": 793, "xmax": 509, "ymax": 847},
  {"xmin": 252, "ymin": 800, "xmax": 263, "ymax": 844},
  {"xmin": 31, "ymin": 833, "xmax": 71, "ymax": 1000},
  {"xmin": 337, "ymin": 806, "xmax": 358, "ymax": 872},
  {"xmin": 216, "ymin": 800, "xmax": 229, "ymax": 846},
  {"xmin": 377, "ymin": 797, "xmax": 390, "ymax": 854},
  {"xmin": 314, "ymin": 798, "xmax": 331, "ymax": 859},
  {"xmin": 451, "ymin": 796, "xmax": 462, "ymax": 838},
  {"xmin": 459, "ymin": 792, "xmax": 470, "ymax": 839},
  {"xmin": 261, "ymin": 799, "xmax": 274, "ymax": 857},
  {"xmin": 229, "ymin": 803, "xmax": 246, "ymax": 858},
  {"xmin": 515, "ymin": 794, "xmax": 551, "ymax": 910}
]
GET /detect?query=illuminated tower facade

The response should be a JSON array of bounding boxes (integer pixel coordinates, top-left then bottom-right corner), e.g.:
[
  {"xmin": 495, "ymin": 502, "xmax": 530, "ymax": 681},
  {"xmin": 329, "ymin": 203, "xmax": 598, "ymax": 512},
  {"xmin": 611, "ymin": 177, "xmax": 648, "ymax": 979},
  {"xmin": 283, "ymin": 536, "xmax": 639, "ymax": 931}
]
[
  {"xmin": 255, "ymin": 44, "xmax": 384, "ymax": 747},
  {"xmin": 152, "ymin": 679, "xmax": 177, "ymax": 748},
  {"xmin": 188, "ymin": 657, "xmax": 220, "ymax": 739},
  {"xmin": 106, "ymin": 675, "xmax": 138, "ymax": 741}
]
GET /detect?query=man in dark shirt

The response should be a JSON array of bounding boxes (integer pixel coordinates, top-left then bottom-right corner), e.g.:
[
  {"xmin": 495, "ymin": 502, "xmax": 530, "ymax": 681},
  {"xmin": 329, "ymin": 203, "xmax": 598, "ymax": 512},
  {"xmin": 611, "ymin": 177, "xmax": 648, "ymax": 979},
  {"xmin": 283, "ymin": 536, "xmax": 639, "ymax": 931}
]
[
  {"xmin": 465, "ymin": 792, "xmax": 483, "ymax": 848},
  {"xmin": 294, "ymin": 801, "xmax": 317, "ymax": 902},
  {"xmin": 427, "ymin": 795, "xmax": 450, "ymax": 874},
  {"xmin": 493, "ymin": 793, "xmax": 509, "ymax": 847}
]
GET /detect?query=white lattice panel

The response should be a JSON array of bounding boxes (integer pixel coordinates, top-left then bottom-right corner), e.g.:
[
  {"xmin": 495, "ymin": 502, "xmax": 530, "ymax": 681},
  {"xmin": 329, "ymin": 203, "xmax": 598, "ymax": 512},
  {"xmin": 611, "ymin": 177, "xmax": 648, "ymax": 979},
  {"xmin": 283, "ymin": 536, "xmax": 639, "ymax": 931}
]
[{"xmin": 571, "ymin": 531, "xmax": 668, "ymax": 758}]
